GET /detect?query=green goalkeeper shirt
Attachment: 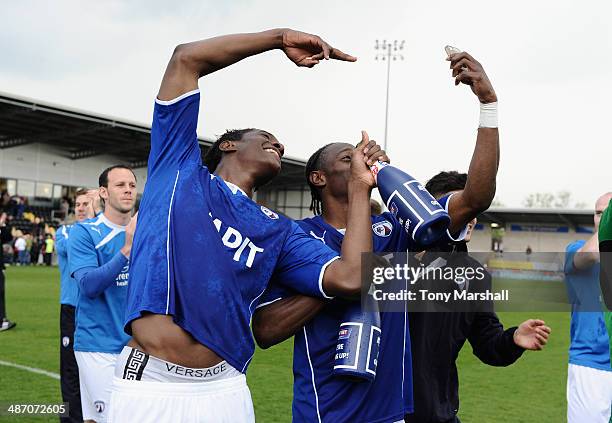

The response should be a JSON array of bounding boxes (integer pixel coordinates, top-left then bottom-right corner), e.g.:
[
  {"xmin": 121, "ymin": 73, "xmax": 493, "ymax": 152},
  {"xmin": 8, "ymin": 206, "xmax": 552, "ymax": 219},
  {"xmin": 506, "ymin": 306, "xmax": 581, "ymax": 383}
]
[{"xmin": 598, "ymin": 198, "xmax": 612, "ymax": 367}]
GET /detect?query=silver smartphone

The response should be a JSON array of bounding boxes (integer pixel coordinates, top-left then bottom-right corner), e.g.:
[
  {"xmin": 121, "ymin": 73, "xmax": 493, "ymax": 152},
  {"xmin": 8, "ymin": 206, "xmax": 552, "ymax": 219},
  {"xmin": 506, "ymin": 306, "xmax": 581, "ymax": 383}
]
[{"xmin": 444, "ymin": 45, "xmax": 462, "ymax": 58}]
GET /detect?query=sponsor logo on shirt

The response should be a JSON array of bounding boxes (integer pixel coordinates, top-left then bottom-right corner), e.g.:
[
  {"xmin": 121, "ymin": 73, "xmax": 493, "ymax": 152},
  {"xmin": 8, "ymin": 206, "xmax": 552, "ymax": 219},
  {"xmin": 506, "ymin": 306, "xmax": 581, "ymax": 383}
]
[
  {"xmin": 116, "ymin": 264, "xmax": 129, "ymax": 287},
  {"xmin": 372, "ymin": 221, "xmax": 393, "ymax": 238},
  {"xmin": 90, "ymin": 226, "xmax": 102, "ymax": 236},
  {"xmin": 260, "ymin": 206, "xmax": 279, "ymax": 220},
  {"xmin": 62, "ymin": 336, "xmax": 70, "ymax": 348},
  {"xmin": 338, "ymin": 328, "xmax": 351, "ymax": 339},
  {"xmin": 309, "ymin": 230, "xmax": 326, "ymax": 244},
  {"xmin": 209, "ymin": 213, "xmax": 264, "ymax": 268}
]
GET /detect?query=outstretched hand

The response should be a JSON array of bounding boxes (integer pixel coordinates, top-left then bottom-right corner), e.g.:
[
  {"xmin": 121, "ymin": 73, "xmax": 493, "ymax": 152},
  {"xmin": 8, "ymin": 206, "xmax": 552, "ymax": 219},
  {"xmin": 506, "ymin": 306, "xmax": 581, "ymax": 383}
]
[
  {"xmin": 513, "ymin": 319, "xmax": 551, "ymax": 351},
  {"xmin": 281, "ymin": 29, "xmax": 357, "ymax": 68},
  {"xmin": 447, "ymin": 51, "xmax": 497, "ymax": 104}
]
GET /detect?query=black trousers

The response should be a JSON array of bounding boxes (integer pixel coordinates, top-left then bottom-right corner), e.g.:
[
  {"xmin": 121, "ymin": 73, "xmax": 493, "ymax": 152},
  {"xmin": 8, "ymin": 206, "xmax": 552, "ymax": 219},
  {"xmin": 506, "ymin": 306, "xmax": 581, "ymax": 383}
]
[
  {"xmin": 0, "ymin": 269, "xmax": 5, "ymax": 320},
  {"xmin": 60, "ymin": 304, "xmax": 82, "ymax": 423}
]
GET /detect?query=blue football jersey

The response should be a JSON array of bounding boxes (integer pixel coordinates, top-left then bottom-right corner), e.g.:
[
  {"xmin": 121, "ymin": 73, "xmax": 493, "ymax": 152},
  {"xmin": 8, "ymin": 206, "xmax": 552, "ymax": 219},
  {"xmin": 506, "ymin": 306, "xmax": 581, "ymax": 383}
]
[
  {"xmin": 125, "ymin": 90, "xmax": 340, "ymax": 373},
  {"xmin": 257, "ymin": 194, "xmax": 462, "ymax": 423},
  {"xmin": 564, "ymin": 240, "xmax": 611, "ymax": 371},
  {"xmin": 56, "ymin": 224, "xmax": 79, "ymax": 307},
  {"xmin": 69, "ymin": 214, "xmax": 130, "ymax": 353}
]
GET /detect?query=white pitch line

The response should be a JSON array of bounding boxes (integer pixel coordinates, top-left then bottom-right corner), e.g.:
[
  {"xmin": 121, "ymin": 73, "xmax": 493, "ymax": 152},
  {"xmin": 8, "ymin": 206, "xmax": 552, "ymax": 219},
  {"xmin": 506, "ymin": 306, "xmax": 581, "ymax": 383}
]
[{"xmin": 0, "ymin": 359, "xmax": 60, "ymax": 380}]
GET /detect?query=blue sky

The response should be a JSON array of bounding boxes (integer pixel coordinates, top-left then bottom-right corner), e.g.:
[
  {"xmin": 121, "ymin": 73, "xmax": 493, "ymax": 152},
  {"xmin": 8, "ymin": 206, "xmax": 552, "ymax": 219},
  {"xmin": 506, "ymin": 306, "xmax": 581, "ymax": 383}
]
[{"xmin": 1, "ymin": 0, "xmax": 610, "ymax": 208}]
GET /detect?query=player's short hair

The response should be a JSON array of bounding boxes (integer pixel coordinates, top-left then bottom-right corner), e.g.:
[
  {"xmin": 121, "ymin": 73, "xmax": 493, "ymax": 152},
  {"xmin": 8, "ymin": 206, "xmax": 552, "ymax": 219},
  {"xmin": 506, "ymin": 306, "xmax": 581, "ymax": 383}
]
[
  {"xmin": 425, "ymin": 171, "xmax": 467, "ymax": 198},
  {"xmin": 203, "ymin": 129, "xmax": 256, "ymax": 173},
  {"xmin": 74, "ymin": 189, "xmax": 89, "ymax": 200},
  {"xmin": 98, "ymin": 165, "xmax": 136, "ymax": 188},
  {"xmin": 305, "ymin": 143, "xmax": 335, "ymax": 216}
]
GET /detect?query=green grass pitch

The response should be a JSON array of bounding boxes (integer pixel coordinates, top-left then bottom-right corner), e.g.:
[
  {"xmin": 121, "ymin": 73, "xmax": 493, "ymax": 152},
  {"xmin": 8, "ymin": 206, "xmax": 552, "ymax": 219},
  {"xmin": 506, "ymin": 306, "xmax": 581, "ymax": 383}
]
[{"xmin": 0, "ymin": 267, "xmax": 568, "ymax": 422}]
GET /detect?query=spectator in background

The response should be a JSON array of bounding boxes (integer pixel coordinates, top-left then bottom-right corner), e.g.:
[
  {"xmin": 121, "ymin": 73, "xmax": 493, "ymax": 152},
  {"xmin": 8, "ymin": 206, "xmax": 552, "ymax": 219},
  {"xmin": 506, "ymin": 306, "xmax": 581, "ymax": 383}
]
[
  {"xmin": 0, "ymin": 212, "xmax": 16, "ymax": 332},
  {"xmin": 60, "ymin": 197, "xmax": 70, "ymax": 221},
  {"xmin": 1, "ymin": 190, "xmax": 10, "ymax": 208},
  {"xmin": 43, "ymin": 234, "xmax": 54, "ymax": 266},
  {"xmin": 37, "ymin": 234, "xmax": 45, "ymax": 265},
  {"xmin": 24, "ymin": 233, "xmax": 32, "ymax": 265},
  {"xmin": 30, "ymin": 236, "xmax": 41, "ymax": 266},
  {"xmin": 526, "ymin": 245, "xmax": 532, "ymax": 261},
  {"xmin": 564, "ymin": 192, "xmax": 612, "ymax": 423},
  {"xmin": 14, "ymin": 232, "xmax": 27, "ymax": 266}
]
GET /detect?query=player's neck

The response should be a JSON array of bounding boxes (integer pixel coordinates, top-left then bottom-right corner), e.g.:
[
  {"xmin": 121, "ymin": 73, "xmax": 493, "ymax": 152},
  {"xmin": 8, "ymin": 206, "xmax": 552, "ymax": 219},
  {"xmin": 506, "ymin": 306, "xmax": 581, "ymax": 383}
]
[
  {"xmin": 321, "ymin": 196, "xmax": 349, "ymax": 230},
  {"xmin": 214, "ymin": 165, "xmax": 254, "ymax": 198},
  {"xmin": 103, "ymin": 208, "xmax": 131, "ymax": 226}
]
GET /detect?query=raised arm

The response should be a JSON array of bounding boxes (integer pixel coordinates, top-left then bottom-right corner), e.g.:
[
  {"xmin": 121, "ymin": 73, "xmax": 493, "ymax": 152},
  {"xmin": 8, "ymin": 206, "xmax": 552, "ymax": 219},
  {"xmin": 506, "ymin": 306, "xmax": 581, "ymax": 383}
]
[
  {"xmin": 55, "ymin": 225, "xmax": 69, "ymax": 257},
  {"xmin": 158, "ymin": 29, "xmax": 356, "ymax": 101},
  {"xmin": 321, "ymin": 132, "xmax": 386, "ymax": 296},
  {"xmin": 444, "ymin": 52, "xmax": 500, "ymax": 234},
  {"xmin": 71, "ymin": 215, "xmax": 137, "ymax": 299},
  {"xmin": 573, "ymin": 232, "xmax": 600, "ymax": 269}
]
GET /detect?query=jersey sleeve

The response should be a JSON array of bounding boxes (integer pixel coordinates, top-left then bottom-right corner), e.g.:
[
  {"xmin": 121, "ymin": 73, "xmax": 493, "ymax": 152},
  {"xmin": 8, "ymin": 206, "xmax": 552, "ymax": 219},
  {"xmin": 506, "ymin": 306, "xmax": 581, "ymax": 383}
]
[
  {"xmin": 599, "ymin": 199, "xmax": 612, "ymax": 248},
  {"xmin": 148, "ymin": 90, "xmax": 203, "ymax": 178},
  {"xmin": 564, "ymin": 240, "xmax": 584, "ymax": 275},
  {"xmin": 255, "ymin": 282, "xmax": 296, "ymax": 311},
  {"xmin": 274, "ymin": 221, "xmax": 340, "ymax": 299},
  {"xmin": 55, "ymin": 225, "xmax": 69, "ymax": 257},
  {"xmin": 68, "ymin": 224, "xmax": 99, "ymax": 277},
  {"xmin": 438, "ymin": 193, "xmax": 469, "ymax": 242}
]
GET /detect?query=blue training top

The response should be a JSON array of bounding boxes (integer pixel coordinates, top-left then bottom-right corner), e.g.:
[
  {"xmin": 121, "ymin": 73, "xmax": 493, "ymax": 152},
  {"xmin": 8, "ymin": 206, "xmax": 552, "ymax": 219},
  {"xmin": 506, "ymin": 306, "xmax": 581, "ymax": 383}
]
[
  {"xmin": 564, "ymin": 240, "xmax": 611, "ymax": 371},
  {"xmin": 69, "ymin": 214, "xmax": 130, "ymax": 353},
  {"xmin": 56, "ymin": 224, "xmax": 79, "ymax": 307},
  {"xmin": 125, "ymin": 90, "xmax": 341, "ymax": 373}
]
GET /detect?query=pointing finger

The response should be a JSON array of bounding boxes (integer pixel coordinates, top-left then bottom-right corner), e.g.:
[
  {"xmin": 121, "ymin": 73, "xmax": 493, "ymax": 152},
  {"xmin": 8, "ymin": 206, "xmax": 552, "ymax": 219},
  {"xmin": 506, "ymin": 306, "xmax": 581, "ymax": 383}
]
[{"xmin": 330, "ymin": 47, "xmax": 357, "ymax": 62}]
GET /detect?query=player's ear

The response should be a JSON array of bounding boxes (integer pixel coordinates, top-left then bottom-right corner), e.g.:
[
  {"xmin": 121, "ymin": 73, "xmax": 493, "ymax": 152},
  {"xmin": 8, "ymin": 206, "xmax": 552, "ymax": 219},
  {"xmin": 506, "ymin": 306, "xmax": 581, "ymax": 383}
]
[
  {"xmin": 309, "ymin": 170, "xmax": 326, "ymax": 189},
  {"xmin": 98, "ymin": 187, "xmax": 109, "ymax": 201},
  {"xmin": 219, "ymin": 140, "xmax": 238, "ymax": 153}
]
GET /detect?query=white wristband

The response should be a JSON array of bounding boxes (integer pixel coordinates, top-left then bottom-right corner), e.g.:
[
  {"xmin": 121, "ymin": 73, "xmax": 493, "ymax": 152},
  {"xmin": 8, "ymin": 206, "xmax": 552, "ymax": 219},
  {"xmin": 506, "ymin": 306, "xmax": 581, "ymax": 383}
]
[{"xmin": 479, "ymin": 101, "xmax": 498, "ymax": 128}]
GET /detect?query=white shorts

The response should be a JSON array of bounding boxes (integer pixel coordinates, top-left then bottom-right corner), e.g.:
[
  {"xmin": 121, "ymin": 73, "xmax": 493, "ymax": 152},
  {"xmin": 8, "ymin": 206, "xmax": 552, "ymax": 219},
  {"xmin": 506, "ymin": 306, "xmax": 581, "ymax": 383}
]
[
  {"xmin": 74, "ymin": 351, "xmax": 118, "ymax": 423},
  {"xmin": 108, "ymin": 347, "xmax": 254, "ymax": 423},
  {"xmin": 567, "ymin": 363, "xmax": 612, "ymax": 423}
]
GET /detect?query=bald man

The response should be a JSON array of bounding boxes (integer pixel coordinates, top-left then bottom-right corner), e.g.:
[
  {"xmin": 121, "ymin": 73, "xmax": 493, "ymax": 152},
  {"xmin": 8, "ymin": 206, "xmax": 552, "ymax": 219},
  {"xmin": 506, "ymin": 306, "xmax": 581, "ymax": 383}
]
[{"xmin": 563, "ymin": 192, "xmax": 612, "ymax": 423}]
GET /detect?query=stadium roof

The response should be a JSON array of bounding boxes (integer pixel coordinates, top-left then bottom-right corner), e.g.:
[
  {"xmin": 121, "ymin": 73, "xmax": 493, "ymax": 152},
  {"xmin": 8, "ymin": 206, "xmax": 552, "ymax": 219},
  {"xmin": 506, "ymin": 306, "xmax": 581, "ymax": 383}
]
[
  {"xmin": 478, "ymin": 207, "xmax": 594, "ymax": 228},
  {"xmin": 0, "ymin": 91, "xmax": 307, "ymax": 188}
]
